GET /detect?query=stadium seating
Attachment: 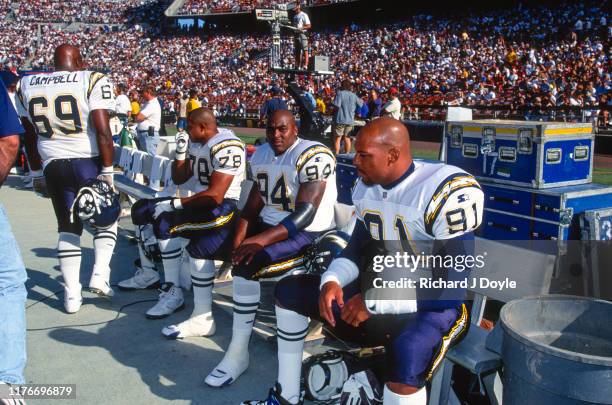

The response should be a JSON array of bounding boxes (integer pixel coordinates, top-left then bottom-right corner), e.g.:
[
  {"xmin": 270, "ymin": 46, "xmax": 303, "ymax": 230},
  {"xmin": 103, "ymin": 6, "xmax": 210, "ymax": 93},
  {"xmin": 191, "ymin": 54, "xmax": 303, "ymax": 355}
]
[
  {"xmin": 0, "ymin": 1, "xmax": 608, "ymax": 116},
  {"xmin": 177, "ymin": 0, "xmax": 357, "ymax": 16}
]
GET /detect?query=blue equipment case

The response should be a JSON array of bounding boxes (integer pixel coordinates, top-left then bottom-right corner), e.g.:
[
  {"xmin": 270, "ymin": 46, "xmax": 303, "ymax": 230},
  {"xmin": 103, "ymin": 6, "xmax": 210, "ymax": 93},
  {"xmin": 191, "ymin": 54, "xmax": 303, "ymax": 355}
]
[
  {"xmin": 479, "ymin": 183, "xmax": 612, "ymax": 241},
  {"xmin": 335, "ymin": 153, "xmax": 612, "ymax": 243},
  {"xmin": 444, "ymin": 120, "xmax": 594, "ymax": 189}
]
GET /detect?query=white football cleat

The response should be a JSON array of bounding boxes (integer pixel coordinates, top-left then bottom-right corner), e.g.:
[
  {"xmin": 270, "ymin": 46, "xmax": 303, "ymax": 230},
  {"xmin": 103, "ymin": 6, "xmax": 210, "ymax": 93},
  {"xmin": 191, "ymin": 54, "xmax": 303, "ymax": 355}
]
[
  {"xmin": 205, "ymin": 353, "xmax": 249, "ymax": 387},
  {"xmin": 117, "ymin": 267, "xmax": 160, "ymax": 291},
  {"xmin": 146, "ymin": 283, "xmax": 185, "ymax": 319},
  {"xmin": 162, "ymin": 313, "xmax": 216, "ymax": 339},
  {"xmin": 64, "ymin": 284, "xmax": 83, "ymax": 314},
  {"xmin": 88, "ymin": 272, "xmax": 114, "ymax": 298}
]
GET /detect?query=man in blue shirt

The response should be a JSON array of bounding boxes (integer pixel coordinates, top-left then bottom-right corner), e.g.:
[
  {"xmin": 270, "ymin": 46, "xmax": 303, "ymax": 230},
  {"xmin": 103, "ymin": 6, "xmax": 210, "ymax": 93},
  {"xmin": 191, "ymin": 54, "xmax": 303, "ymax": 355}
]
[
  {"xmin": 367, "ymin": 88, "xmax": 382, "ymax": 119},
  {"xmin": 260, "ymin": 86, "xmax": 288, "ymax": 125},
  {"xmin": 0, "ymin": 79, "xmax": 27, "ymax": 388},
  {"xmin": 332, "ymin": 80, "xmax": 363, "ymax": 155}
]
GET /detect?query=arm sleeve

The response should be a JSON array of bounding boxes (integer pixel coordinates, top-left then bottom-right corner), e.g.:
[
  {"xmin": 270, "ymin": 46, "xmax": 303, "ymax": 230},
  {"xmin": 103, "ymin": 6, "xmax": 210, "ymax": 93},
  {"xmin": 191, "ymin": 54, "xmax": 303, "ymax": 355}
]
[
  {"xmin": 210, "ymin": 140, "xmax": 246, "ymax": 176},
  {"xmin": 320, "ymin": 218, "xmax": 370, "ymax": 288},
  {"xmin": 88, "ymin": 74, "xmax": 116, "ymax": 111},
  {"xmin": 297, "ymin": 148, "xmax": 336, "ymax": 184}
]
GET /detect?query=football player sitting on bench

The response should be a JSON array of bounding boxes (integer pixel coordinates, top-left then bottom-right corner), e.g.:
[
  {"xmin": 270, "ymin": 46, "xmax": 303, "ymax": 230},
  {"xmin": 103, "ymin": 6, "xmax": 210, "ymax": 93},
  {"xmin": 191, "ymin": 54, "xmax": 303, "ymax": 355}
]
[
  {"xmin": 205, "ymin": 110, "xmax": 337, "ymax": 387},
  {"xmin": 119, "ymin": 108, "xmax": 246, "ymax": 334},
  {"xmin": 242, "ymin": 117, "xmax": 484, "ymax": 405}
]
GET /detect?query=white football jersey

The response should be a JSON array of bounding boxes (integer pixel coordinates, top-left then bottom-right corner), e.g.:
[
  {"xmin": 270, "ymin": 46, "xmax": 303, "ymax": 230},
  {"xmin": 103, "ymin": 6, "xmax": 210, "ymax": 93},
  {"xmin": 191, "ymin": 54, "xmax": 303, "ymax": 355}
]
[
  {"xmin": 188, "ymin": 128, "xmax": 245, "ymax": 200},
  {"xmin": 250, "ymin": 138, "xmax": 337, "ymax": 232},
  {"xmin": 15, "ymin": 71, "xmax": 116, "ymax": 168},
  {"xmin": 352, "ymin": 161, "xmax": 484, "ymax": 243}
]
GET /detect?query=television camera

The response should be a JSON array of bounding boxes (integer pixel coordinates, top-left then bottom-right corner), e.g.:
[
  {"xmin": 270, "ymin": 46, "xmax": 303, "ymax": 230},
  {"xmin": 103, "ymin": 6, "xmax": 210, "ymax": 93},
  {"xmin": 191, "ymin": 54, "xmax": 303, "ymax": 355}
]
[{"xmin": 255, "ymin": 4, "xmax": 333, "ymax": 139}]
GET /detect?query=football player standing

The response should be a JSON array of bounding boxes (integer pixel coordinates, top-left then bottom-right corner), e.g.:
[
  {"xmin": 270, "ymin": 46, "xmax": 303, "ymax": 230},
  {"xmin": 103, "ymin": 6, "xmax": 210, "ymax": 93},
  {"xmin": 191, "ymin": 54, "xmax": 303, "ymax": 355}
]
[
  {"xmin": 16, "ymin": 44, "xmax": 117, "ymax": 314},
  {"xmin": 119, "ymin": 108, "xmax": 246, "ymax": 327},
  {"xmin": 205, "ymin": 110, "xmax": 337, "ymax": 387},
  {"xmin": 243, "ymin": 118, "xmax": 484, "ymax": 405}
]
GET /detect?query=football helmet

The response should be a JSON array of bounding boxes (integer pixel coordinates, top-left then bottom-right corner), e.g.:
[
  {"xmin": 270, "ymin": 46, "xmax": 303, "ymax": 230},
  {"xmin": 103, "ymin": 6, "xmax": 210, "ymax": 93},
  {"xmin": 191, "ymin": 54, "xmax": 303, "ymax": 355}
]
[
  {"xmin": 71, "ymin": 179, "xmax": 120, "ymax": 228},
  {"xmin": 305, "ymin": 230, "xmax": 350, "ymax": 275},
  {"xmin": 302, "ymin": 348, "xmax": 385, "ymax": 404}
]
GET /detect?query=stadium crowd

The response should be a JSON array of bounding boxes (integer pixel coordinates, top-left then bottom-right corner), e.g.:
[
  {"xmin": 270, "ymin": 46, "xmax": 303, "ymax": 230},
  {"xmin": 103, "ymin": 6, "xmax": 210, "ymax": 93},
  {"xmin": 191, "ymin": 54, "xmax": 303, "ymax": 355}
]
[
  {"xmin": 13, "ymin": 0, "xmax": 169, "ymax": 24},
  {"xmin": 178, "ymin": 0, "xmax": 356, "ymax": 15},
  {"xmin": 0, "ymin": 1, "xmax": 609, "ymax": 116},
  {"xmin": 0, "ymin": 21, "xmax": 36, "ymax": 69}
]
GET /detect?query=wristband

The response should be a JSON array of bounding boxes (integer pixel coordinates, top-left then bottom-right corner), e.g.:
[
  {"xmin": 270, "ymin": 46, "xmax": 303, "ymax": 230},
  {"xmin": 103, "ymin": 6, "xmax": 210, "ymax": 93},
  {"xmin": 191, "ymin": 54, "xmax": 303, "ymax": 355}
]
[
  {"xmin": 101, "ymin": 166, "xmax": 114, "ymax": 175},
  {"xmin": 171, "ymin": 198, "xmax": 183, "ymax": 210}
]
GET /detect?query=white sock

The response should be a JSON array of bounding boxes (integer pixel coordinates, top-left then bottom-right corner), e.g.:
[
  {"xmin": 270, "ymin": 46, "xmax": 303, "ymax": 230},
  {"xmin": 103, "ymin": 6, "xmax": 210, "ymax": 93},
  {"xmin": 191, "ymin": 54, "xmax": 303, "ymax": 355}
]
[
  {"xmin": 57, "ymin": 232, "xmax": 81, "ymax": 291},
  {"xmin": 92, "ymin": 222, "xmax": 117, "ymax": 282},
  {"xmin": 190, "ymin": 256, "xmax": 215, "ymax": 317},
  {"xmin": 276, "ymin": 305, "xmax": 309, "ymax": 404},
  {"xmin": 136, "ymin": 225, "xmax": 156, "ymax": 271},
  {"xmin": 158, "ymin": 238, "xmax": 182, "ymax": 286},
  {"xmin": 383, "ymin": 385, "xmax": 426, "ymax": 405},
  {"xmin": 205, "ymin": 276, "xmax": 259, "ymax": 386}
]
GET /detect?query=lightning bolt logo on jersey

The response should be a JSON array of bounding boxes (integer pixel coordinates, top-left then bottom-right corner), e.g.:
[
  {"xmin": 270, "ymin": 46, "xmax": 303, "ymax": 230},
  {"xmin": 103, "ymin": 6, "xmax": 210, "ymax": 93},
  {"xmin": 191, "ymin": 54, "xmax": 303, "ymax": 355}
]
[
  {"xmin": 249, "ymin": 138, "xmax": 337, "ymax": 232},
  {"xmin": 352, "ymin": 161, "xmax": 484, "ymax": 244},
  {"xmin": 14, "ymin": 71, "xmax": 116, "ymax": 168},
  {"xmin": 188, "ymin": 128, "xmax": 246, "ymax": 200}
]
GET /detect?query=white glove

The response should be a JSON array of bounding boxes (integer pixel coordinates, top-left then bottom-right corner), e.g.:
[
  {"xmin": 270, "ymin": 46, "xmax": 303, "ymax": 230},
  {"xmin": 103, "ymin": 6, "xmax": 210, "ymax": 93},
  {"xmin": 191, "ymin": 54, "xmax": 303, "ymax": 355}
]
[
  {"xmin": 153, "ymin": 198, "xmax": 182, "ymax": 219},
  {"xmin": 175, "ymin": 132, "xmax": 189, "ymax": 160},
  {"xmin": 30, "ymin": 170, "xmax": 48, "ymax": 198},
  {"xmin": 340, "ymin": 371, "xmax": 382, "ymax": 405},
  {"xmin": 97, "ymin": 166, "xmax": 114, "ymax": 188}
]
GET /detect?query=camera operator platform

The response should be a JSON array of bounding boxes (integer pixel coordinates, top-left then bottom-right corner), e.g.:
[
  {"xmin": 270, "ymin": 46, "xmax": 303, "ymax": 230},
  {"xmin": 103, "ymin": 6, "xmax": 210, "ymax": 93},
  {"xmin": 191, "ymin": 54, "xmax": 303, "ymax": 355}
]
[
  {"xmin": 255, "ymin": 3, "xmax": 333, "ymax": 77},
  {"xmin": 255, "ymin": 2, "xmax": 333, "ymax": 138}
]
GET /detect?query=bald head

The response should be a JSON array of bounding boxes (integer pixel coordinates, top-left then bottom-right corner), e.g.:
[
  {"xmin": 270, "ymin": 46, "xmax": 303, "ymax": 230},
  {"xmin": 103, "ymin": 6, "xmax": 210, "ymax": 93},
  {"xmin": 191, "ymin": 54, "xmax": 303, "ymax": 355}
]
[
  {"xmin": 353, "ymin": 117, "xmax": 412, "ymax": 186},
  {"xmin": 54, "ymin": 44, "xmax": 83, "ymax": 72},
  {"xmin": 190, "ymin": 107, "xmax": 217, "ymax": 126},
  {"xmin": 363, "ymin": 117, "xmax": 411, "ymax": 152},
  {"xmin": 187, "ymin": 107, "xmax": 218, "ymax": 143}
]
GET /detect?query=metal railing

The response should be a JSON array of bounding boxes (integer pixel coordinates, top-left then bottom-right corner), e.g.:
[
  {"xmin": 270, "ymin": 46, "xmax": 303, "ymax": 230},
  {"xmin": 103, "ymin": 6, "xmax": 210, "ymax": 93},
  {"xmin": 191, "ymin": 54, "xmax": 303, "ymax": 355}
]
[{"xmin": 404, "ymin": 104, "xmax": 606, "ymax": 126}]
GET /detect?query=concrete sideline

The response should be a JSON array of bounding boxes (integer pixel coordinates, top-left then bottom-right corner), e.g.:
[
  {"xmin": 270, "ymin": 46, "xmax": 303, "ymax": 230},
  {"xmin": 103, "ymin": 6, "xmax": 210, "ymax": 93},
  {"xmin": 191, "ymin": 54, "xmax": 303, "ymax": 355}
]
[{"xmin": 1, "ymin": 175, "xmax": 290, "ymax": 405}]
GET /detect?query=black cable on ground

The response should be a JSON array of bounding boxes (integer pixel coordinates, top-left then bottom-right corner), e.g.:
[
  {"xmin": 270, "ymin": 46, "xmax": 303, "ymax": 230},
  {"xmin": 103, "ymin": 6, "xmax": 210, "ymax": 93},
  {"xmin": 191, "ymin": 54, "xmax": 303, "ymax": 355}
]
[{"xmin": 26, "ymin": 284, "xmax": 158, "ymax": 332}]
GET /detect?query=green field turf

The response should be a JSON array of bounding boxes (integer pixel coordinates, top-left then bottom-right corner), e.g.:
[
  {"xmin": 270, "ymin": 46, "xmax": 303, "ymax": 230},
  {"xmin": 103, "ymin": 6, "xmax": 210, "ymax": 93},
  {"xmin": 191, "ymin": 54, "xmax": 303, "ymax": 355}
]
[
  {"xmin": 594, "ymin": 168, "xmax": 612, "ymax": 185},
  {"xmin": 412, "ymin": 149, "xmax": 440, "ymax": 161}
]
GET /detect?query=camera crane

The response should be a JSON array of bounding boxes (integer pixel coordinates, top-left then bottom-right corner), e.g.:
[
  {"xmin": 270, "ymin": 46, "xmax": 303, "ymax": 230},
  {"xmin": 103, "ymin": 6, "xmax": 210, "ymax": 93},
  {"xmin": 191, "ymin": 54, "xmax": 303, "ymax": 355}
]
[{"xmin": 255, "ymin": 5, "xmax": 333, "ymax": 138}]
